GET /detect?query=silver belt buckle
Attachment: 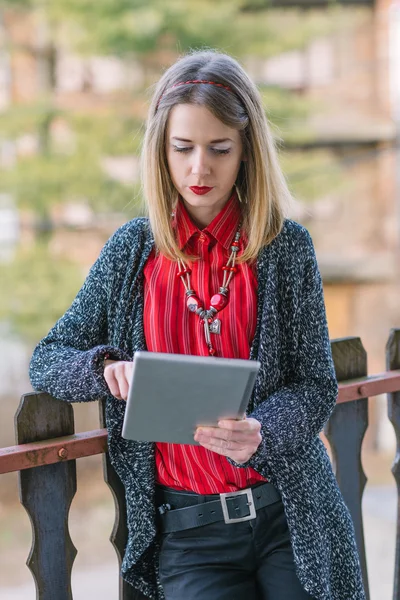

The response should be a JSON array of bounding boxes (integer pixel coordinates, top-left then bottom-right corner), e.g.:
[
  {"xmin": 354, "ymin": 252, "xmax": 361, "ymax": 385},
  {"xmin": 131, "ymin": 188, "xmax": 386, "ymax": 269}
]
[{"xmin": 219, "ymin": 488, "xmax": 256, "ymax": 524}]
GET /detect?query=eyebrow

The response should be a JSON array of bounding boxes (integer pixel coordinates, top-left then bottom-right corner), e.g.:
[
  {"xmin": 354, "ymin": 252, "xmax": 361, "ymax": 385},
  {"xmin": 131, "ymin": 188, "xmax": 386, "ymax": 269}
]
[{"xmin": 171, "ymin": 136, "xmax": 234, "ymax": 144}]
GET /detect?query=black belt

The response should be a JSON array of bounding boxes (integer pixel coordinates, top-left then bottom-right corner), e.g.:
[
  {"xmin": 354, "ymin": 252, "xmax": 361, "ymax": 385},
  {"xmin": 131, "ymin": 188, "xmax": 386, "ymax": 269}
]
[{"xmin": 156, "ymin": 482, "xmax": 281, "ymax": 534}]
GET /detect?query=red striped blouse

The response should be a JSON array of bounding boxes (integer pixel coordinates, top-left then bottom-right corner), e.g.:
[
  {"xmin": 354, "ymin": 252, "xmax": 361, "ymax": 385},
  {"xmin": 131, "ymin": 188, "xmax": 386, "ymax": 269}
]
[{"xmin": 143, "ymin": 190, "xmax": 266, "ymax": 493}]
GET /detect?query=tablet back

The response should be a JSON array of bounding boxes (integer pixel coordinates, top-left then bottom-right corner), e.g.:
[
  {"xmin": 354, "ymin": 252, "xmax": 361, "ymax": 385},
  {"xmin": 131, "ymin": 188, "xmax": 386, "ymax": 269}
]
[{"xmin": 122, "ymin": 351, "xmax": 260, "ymax": 445}]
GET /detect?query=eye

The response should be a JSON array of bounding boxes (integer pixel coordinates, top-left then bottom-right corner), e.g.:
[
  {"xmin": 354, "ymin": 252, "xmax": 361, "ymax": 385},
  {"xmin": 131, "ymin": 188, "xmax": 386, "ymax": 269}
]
[
  {"xmin": 171, "ymin": 145, "xmax": 231, "ymax": 155},
  {"xmin": 212, "ymin": 148, "xmax": 231, "ymax": 155},
  {"xmin": 172, "ymin": 146, "xmax": 191, "ymax": 153}
]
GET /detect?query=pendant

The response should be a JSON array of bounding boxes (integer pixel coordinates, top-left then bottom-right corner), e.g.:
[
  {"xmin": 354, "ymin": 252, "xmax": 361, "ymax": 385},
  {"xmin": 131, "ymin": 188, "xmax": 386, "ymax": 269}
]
[
  {"xmin": 209, "ymin": 319, "xmax": 221, "ymax": 335},
  {"xmin": 203, "ymin": 319, "xmax": 211, "ymax": 346}
]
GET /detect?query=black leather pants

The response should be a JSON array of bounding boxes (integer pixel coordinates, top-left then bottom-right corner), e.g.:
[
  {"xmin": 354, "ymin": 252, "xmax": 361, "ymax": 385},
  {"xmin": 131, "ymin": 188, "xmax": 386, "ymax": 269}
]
[{"xmin": 158, "ymin": 496, "xmax": 315, "ymax": 600}]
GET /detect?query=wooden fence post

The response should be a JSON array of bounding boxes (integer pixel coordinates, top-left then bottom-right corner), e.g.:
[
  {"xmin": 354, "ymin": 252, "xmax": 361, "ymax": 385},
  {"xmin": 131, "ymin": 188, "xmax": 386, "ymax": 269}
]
[
  {"xmin": 99, "ymin": 399, "xmax": 148, "ymax": 600},
  {"xmin": 387, "ymin": 328, "xmax": 400, "ymax": 600},
  {"xmin": 325, "ymin": 337, "xmax": 370, "ymax": 599},
  {"xmin": 15, "ymin": 392, "xmax": 77, "ymax": 600}
]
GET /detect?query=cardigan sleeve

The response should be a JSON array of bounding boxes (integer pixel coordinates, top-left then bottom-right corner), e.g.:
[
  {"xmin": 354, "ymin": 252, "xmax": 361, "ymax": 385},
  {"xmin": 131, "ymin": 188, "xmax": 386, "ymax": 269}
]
[
  {"xmin": 29, "ymin": 225, "xmax": 132, "ymax": 402},
  {"xmin": 232, "ymin": 228, "xmax": 338, "ymax": 469}
]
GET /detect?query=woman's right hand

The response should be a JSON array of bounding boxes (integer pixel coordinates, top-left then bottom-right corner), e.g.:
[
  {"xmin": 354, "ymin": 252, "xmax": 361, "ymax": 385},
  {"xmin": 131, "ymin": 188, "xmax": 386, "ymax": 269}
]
[{"xmin": 103, "ymin": 360, "xmax": 134, "ymax": 401}]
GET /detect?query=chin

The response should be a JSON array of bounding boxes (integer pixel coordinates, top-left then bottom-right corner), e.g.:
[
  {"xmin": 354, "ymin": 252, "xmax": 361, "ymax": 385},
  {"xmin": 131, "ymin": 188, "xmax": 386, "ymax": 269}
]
[{"xmin": 184, "ymin": 197, "xmax": 217, "ymax": 209}]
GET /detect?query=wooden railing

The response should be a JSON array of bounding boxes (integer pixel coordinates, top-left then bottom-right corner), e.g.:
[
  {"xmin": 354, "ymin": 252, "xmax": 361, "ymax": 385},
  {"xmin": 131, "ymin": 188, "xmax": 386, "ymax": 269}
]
[{"xmin": 1, "ymin": 330, "xmax": 400, "ymax": 600}]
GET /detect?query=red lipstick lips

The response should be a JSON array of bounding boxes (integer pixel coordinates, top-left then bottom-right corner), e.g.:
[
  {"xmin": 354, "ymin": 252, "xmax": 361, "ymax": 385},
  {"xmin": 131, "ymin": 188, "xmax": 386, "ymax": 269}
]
[{"xmin": 189, "ymin": 186, "xmax": 213, "ymax": 195}]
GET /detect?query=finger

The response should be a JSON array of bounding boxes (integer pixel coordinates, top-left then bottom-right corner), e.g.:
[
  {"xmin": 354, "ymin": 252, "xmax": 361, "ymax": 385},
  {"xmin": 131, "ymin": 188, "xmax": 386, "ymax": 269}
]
[
  {"xmin": 196, "ymin": 423, "xmax": 259, "ymax": 443},
  {"xmin": 118, "ymin": 375, "xmax": 130, "ymax": 401},
  {"xmin": 196, "ymin": 441, "xmax": 253, "ymax": 464},
  {"xmin": 196, "ymin": 440, "xmax": 237, "ymax": 455},
  {"xmin": 217, "ymin": 418, "xmax": 261, "ymax": 432},
  {"xmin": 106, "ymin": 362, "xmax": 134, "ymax": 401},
  {"xmin": 121, "ymin": 363, "xmax": 134, "ymax": 400},
  {"xmin": 194, "ymin": 430, "xmax": 246, "ymax": 450},
  {"xmin": 195, "ymin": 427, "xmax": 248, "ymax": 444},
  {"xmin": 104, "ymin": 368, "xmax": 123, "ymax": 400}
]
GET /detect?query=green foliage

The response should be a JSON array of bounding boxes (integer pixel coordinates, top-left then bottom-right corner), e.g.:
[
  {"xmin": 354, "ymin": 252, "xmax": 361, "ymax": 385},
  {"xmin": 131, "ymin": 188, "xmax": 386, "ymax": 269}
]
[
  {"xmin": 0, "ymin": 243, "xmax": 85, "ymax": 342},
  {"xmin": 0, "ymin": 102, "xmax": 62, "ymax": 140},
  {"xmin": 1, "ymin": 0, "xmax": 371, "ymax": 60},
  {"xmin": 70, "ymin": 112, "xmax": 144, "ymax": 156},
  {"xmin": 262, "ymin": 87, "xmax": 314, "ymax": 120},
  {"xmin": 39, "ymin": 0, "xmax": 349, "ymax": 59},
  {"xmin": 0, "ymin": 154, "xmax": 142, "ymax": 217},
  {"xmin": 281, "ymin": 148, "xmax": 346, "ymax": 202},
  {"xmin": 0, "ymin": 105, "xmax": 145, "ymax": 217},
  {"xmin": 0, "ymin": 0, "xmax": 365, "ymax": 344},
  {"xmin": 0, "ymin": 0, "xmax": 33, "ymax": 7}
]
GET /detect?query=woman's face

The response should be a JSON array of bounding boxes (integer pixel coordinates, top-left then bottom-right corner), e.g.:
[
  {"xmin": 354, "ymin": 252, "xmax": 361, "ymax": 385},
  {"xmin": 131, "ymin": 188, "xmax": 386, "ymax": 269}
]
[{"xmin": 165, "ymin": 103, "xmax": 245, "ymax": 228}]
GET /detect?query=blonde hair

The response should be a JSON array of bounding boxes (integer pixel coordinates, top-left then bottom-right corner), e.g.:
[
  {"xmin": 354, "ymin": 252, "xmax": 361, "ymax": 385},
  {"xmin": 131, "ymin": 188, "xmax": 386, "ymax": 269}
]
[{"xmin": 141, "ymin": 49, "xmax": 293, "ymax": 263}]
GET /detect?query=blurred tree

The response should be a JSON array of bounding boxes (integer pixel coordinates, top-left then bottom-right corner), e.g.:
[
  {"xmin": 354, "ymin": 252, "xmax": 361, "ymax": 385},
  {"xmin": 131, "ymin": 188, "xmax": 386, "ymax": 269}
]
[
  {"xmin": 280, "ymin": 149, "xmax": 346, "ymax": 203},
  {"xmin": 0, "ymin": 0, "xmax": 340, "ymax": 56},
  {"xmin": 0, "ymin": 243, "xmax": 84, "ymax": 342},
  {"xmin": 0, "ymin": 106, "xmax": 144, "ymax": 219},
  {"xmin": 0, "ymin": 0, "xmax": 357, "ymax": 341},
  {"xmin": 0, "ymin": 0, "xmax": 350, "ymax": 223}
]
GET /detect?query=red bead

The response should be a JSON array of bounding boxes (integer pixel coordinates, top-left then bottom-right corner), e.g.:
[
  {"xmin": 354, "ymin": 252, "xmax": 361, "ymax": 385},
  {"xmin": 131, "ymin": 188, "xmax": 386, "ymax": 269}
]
[
  {"xmin": 186, "ymin": 295, "xmax": 202, "ymax": 312},
  {"xmin": 209, "ymin": 348, "xmax": 216, "ymax": 356},
  {"xmin": 222, "ymin": 266, "xmax": 238, "ymax": 273},
  {"xmin": 210, "ymin": 293, "xmax": 229, "ymax": 311},
  {"xmin": 232, "ymin": 241, "xmax": 240, "ymax": 247},
  {"xmin": 177, "ymin": 268, "xmax": 192, "ymax": 278}
]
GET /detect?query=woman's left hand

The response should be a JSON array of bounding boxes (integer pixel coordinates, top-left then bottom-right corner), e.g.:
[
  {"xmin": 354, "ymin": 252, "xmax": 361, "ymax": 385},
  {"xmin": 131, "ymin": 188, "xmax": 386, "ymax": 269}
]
[{"xmin": 194, "ymin": 417, "xmax": 262, "ymax": 464}]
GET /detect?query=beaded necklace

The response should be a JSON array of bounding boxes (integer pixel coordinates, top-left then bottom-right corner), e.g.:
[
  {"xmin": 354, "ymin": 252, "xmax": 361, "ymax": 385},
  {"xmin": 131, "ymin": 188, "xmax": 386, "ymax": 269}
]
[{"xmin": 176, "ymin": 227, "xmax": 241, "ymax": 356}]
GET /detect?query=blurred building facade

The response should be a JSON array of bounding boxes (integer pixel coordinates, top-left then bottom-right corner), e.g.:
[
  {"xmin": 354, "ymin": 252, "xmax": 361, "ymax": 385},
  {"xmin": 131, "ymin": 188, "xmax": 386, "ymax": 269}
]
[{"xmin": 246, "ymin": 0, "xmax": 399, "ymax": 377}]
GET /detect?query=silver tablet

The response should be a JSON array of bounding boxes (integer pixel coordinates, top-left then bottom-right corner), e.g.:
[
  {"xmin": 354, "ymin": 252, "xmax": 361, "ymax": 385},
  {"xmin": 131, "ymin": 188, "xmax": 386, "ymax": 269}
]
[{"xmin": 122, "ymin": 351, "xmax": 261, "ymax": 445}]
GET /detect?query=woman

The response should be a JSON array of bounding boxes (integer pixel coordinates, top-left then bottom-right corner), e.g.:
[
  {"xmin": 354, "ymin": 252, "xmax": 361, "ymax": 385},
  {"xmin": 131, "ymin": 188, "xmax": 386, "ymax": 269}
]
[{"xmin": 29, "ymin": 49, "xmax": 366, "ymax": 599}]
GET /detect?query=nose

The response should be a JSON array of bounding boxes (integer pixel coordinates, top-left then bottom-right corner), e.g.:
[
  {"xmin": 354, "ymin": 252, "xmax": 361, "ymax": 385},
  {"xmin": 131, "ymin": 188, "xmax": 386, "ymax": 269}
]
[{"xmin": 190, "ymin": 148, "xmax": 211, "ymax": 176}]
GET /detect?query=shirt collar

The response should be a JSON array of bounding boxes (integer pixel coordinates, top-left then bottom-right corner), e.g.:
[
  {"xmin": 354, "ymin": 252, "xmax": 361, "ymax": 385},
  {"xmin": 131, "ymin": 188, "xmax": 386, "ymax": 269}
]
[{"xmin": 174, "ymin": 189, "xmax": 241, "ymax": 251}]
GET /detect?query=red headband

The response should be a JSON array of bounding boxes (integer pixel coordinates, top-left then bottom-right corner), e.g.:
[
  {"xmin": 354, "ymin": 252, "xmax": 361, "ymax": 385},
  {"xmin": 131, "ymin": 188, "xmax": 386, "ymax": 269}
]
[{"xmin": 156, "ymin": 79, "xmax": 235, "ymax": 108}]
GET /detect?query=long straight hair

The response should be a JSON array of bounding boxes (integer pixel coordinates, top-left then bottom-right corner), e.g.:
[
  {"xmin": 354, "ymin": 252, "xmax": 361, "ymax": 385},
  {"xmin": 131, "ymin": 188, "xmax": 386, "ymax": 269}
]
[{"xmin": 141, "ymin": 49, "xmax": 293, "ymax": 263}]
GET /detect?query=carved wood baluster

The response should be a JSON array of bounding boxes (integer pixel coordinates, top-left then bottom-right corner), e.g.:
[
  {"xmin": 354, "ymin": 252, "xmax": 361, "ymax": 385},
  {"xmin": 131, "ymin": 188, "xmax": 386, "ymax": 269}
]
[
  {"xmin": 325, "ymin": 337, "xmax": 370, "ymax": 599},
  {"xmin": 387, "ymin": 328, "xmax": 400, "ymax": 600},
  {"xmin": 99, "ymin": 399, "xmax": 148, "ymax": 600},
  {"xmin": 15, "ymin": 392, "xmax": 77, "ymax": 600}
]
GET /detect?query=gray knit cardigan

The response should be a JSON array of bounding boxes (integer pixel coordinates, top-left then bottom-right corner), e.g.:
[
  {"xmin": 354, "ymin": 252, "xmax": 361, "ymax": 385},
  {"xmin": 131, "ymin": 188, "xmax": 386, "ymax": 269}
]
[{"xmin": 29, "ymin": 217, "xmax": 365, "ymax": 600}]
